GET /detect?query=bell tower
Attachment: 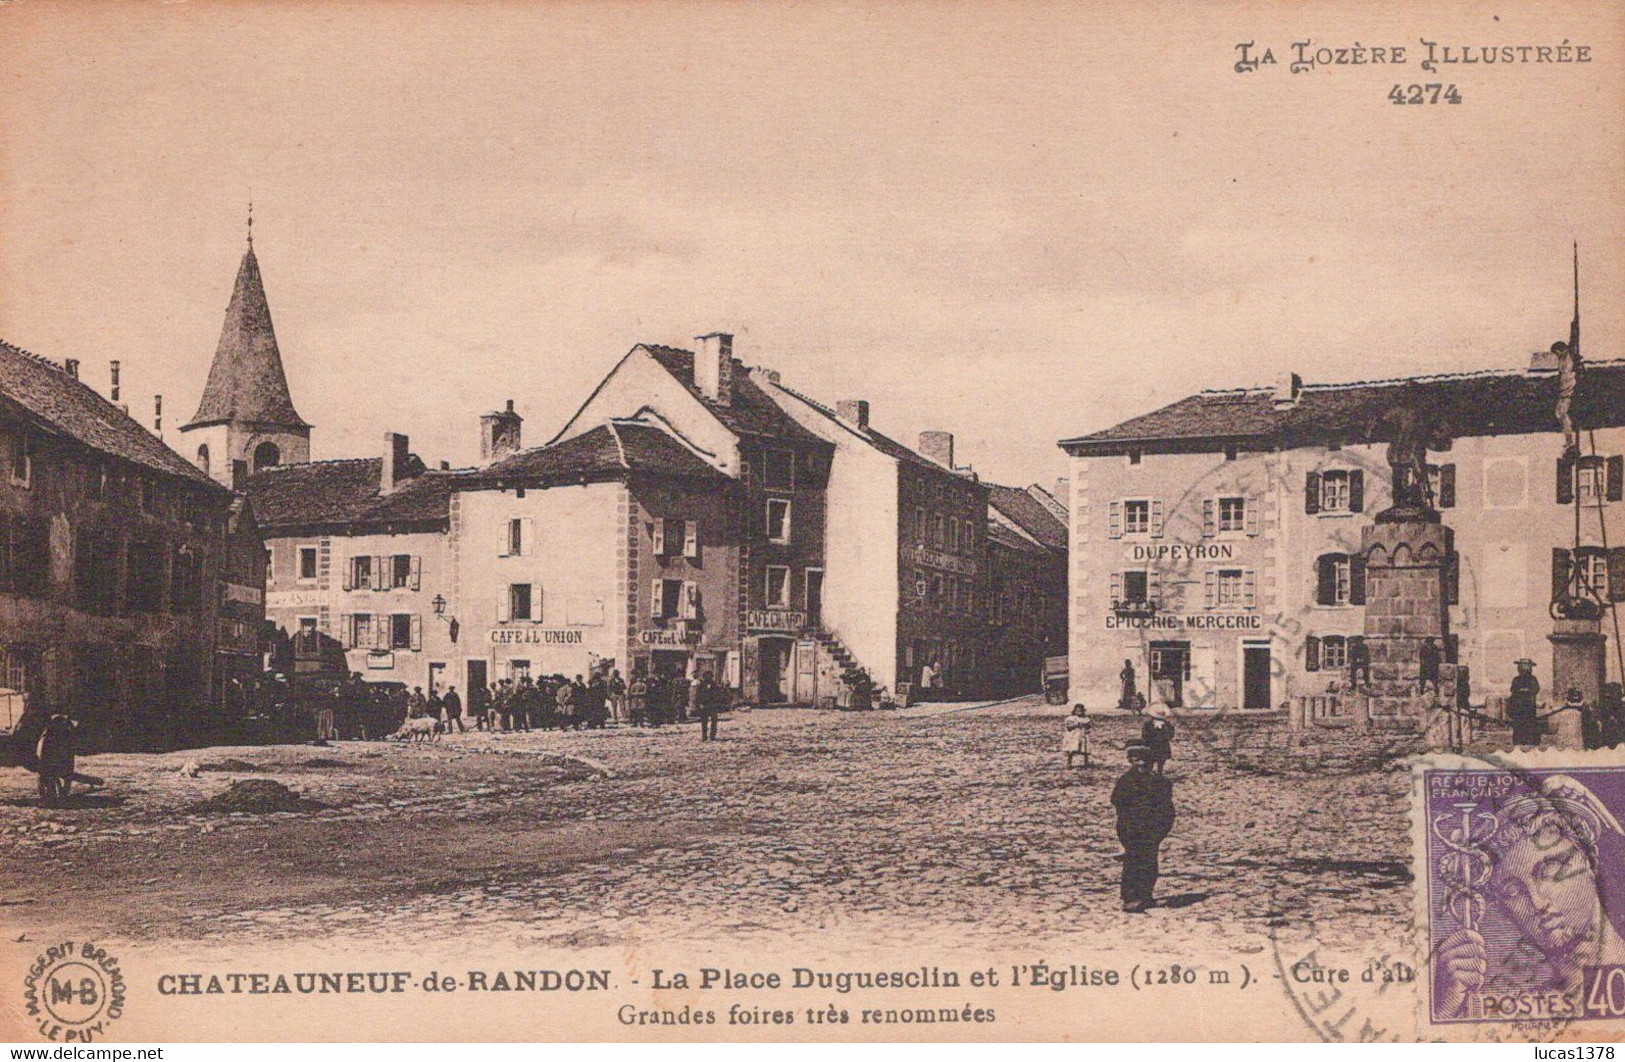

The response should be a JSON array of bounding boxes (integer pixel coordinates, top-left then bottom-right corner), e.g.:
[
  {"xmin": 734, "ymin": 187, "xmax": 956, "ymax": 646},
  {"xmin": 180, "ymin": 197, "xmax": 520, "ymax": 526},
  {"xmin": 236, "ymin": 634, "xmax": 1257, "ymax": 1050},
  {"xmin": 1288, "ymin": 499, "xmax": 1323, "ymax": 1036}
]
[{"xmin": 181, "ymin": 209, "xmax": 312, "ymax": 487}]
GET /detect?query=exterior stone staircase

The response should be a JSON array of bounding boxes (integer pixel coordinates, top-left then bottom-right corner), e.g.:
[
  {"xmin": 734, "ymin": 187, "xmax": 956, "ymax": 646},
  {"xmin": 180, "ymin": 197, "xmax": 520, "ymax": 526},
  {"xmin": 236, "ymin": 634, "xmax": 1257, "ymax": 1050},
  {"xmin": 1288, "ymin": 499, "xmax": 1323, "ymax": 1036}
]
[{"xmin": 813, "ymin": 625, "xmax": 881, "ymax": 707}]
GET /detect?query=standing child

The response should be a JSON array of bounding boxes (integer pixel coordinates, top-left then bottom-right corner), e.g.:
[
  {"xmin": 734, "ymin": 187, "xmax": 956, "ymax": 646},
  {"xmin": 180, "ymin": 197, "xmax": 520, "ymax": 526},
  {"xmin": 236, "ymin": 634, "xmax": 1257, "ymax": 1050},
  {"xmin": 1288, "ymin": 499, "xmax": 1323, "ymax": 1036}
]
[
  {"xmin": 1142, "ymin": 705, "xmax": 1175, "ymax": 775},
  {"xmin": 1062, "ymin": 703, "xmax": 1092, "ymax": 768}
]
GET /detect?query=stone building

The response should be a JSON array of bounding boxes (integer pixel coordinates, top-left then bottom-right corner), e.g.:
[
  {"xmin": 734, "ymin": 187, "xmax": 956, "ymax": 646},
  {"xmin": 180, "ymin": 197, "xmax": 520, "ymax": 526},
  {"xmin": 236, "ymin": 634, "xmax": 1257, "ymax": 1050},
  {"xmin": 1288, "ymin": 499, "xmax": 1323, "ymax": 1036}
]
[
  {"xmin": 549, "ymin": 334, "xmax": 840, "ymax": 704},
  {"xmin": 244, "ymin": 432, "xmax": 462, "ymax": 693},
  {"xmin": 760, "ymin": 385, "xmax": 993, "ymax": 696},
  {"xmin": 0, "ymin": 340, "xmax": 262, "ymax": 748},
  {"xmin": 984, "ymin": 483, "xmax": 1069, "ymax": 698},
  {"xmin": 1059, "ymin": 356, "xmax": 1625, "ymax": 712},
  {"xmin": 451, "ymin": 418, "xmax": 738, "ymax": 693}
]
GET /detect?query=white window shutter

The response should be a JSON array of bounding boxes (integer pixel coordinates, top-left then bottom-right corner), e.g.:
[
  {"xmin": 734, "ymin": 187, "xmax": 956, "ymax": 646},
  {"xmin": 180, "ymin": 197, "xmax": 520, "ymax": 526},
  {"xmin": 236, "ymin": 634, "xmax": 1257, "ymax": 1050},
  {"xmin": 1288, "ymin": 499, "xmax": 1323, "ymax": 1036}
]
[
  {"xmin": 1111, "ymin": 572, "xmax": 1123, "ymax": 602},
  {"xmin": 652, "ymin": 579, "xmax": 664, "ymax": 619},
  {"xmin": 652, "ymin": 521, "xmax": 666, "ymax": 556},
  {"xmin": 1202, "ymin": 499, "xmax": 1215, "ymax": 537},
  {"xmin": 1150, "ymin": 498, "xmax": 1164, "ymax": 538},
  {"xmin": 498, "ymin": 521, "xmax": 511, "ymax": 558},
  {"xmin": 683, "ymin": 580, "xmax": 698, "ymax": 619},
  {"xmin": 522, "ymin": 518, "xmax": 535, "ymax": 557},
  {"xmin": 1204, "ymin": 571, "xmax": 1217, "ymax": 610},
  {"xmin": 410, "ymin": 614, "xmax": 423, "ymax": 651},
  {"xmin": 1246, "ymin": 497, "xmax": 1260, "ymax": 536},
  {"xmin": 496, "ymin": 589, "xmax": 511, "ymax": 623},
  {"xmin": 341, "ymin": 558, "xmax": 355, "ymax": 591},
  {"xmin": 1243, "ymin": 569, "xmax": 1257, "ymax": 609},
  {"xmin": 373, "ymin": 615, "xmax": 388, "ymax": 651},
  {"xmin": 339, "ymin": 612, "xmax": 352, "ymax": 648},
  {"xmin": 1108, "ymin": 501, "xmax": 1123, "ymax": 540},
  {"xmin": 371, "ymin": 557, "xmax": 385, "ymax": 592},
  {"xmin": 409, "ymin": 555, "xmax": 422, "ymax": 590},
  {"xmin": 532, "ymin": 583, "xmax": 544, "ymax": 623},
  {"xmin": 684, "ymin": 520, "xmax": 699, "ymax": 558}
]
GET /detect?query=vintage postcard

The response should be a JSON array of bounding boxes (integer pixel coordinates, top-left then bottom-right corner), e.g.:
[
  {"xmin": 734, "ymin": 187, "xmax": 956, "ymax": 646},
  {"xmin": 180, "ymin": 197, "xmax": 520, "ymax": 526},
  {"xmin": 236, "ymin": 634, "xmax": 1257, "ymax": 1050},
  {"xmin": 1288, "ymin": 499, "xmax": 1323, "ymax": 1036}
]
[{"xmin": 0, "ymin": 0, "xmax": 1621, "ymax": 1044}]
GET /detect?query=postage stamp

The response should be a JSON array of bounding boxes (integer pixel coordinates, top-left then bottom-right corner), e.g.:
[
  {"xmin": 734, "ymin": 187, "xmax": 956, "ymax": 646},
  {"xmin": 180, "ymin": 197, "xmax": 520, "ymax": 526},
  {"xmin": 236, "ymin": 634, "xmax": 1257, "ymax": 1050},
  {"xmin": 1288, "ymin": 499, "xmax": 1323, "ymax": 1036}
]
[{"xmin": 1416, "ymin": 753, "xmax": 1625, "ymax": 1031}]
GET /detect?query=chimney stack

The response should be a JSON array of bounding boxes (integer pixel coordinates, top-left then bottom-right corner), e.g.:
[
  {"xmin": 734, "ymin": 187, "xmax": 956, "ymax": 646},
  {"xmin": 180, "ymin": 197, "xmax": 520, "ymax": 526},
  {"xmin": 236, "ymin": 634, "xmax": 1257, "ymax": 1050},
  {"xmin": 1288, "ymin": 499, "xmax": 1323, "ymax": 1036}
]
[
  {"xmin": 109, "ymin": 360, "xmax": 121, "ymax": 403},
  {"xmin": 381, "ymin": 432, "xmax": 410, "ymax": 494},
  {"xmin": 837, "ymin": 399, "xmax": 870, "ymax": 430},
  {"xmin": 693, "ymin": 332, "xmax": 734, "ymax": 406},
  {"xmin": 479, "ymin": 399, "xmax": 524, "ymax": 467},
  {"xmin": 919, "ymin": 431, "xmax": 955, "ymax": 469},
  {"xmin": 64, "ymin": 358, "xmax": 79, "ymax": 379},
  {"xmin": 1273, "ymin": 372, "xmax": 1302, "ymax": 409}
]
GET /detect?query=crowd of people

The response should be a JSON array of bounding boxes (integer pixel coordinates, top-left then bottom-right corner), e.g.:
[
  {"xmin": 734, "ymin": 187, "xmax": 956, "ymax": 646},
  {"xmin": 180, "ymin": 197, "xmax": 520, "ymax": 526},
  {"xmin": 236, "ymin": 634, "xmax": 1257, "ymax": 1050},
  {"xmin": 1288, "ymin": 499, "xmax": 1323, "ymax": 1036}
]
[{"xmin": 390, "ymin": 668, "xmax": 735, "ymax": 739}]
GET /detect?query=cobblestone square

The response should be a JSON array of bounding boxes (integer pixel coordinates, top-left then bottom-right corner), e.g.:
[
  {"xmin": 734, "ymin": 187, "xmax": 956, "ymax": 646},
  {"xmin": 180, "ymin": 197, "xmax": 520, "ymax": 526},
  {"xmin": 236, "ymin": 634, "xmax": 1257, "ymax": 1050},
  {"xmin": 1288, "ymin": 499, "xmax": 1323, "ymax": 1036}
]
[{"xmin": 0, "ymin": 700, "xmax": 1416, "ymax": 957}]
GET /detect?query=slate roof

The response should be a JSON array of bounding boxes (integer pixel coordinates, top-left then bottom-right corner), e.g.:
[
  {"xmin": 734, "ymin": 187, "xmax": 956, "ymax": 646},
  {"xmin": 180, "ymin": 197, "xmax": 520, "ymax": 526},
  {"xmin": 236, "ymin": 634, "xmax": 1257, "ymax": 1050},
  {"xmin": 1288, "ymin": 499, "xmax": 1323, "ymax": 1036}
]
[
  {"xmin": 637, "ymin": 345, "xmax": 829, "ymax": 447},
  {"xmin": 988, "ymin": 519, "xmax": 1050, "ymax": 556},
  {"xmin": 465, "ymin": 420, "xmax": 727, "ymax": 489},
  {"xmin": 987, "ymin": 482, "xmax": 1068, "ymax": 553},
  {"xmin": 765, "ymin": 379, "xmax": 986, "ymax": 486},
  {"xmin": 244, "ymin": 455, "xmax": 461, "ymax": 535},
  {"xmin": 1059, "ymin": 360, "xmax": 1625, "ymax": 456},
  {"xmin": 0, "ymin": 340, "xmax": 222, "ymax": 490},
  {"xmin": 184, "ymin": 243, "xmax": 310, "ymax": 431}
]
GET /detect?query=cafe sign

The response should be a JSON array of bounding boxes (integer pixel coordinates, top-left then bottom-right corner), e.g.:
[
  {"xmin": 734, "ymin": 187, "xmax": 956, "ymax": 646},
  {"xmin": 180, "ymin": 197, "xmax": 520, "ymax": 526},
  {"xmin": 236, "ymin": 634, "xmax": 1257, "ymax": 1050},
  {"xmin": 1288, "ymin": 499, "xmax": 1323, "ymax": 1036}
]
[
  {"xmin": 745, "ymin": 610, "xmax": 806, "ymax": 632},
  {"xmin": 639, "ymin": 629, "xmax": 701, "ymax": 647},
  {"xmin": 489, "ymin": 628, "xmax": 585, "ymax": 645}
]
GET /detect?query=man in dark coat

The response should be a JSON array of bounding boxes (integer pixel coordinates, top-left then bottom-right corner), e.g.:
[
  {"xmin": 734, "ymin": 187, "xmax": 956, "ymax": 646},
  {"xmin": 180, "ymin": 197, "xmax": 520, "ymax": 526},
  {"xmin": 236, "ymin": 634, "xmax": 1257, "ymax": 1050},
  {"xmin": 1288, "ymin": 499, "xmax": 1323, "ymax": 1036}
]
[
  {"xmin": 1348, "ymin": 638, "xmax": 1371, "ymax": 690},
  {"xmin": 35, "ymin": 712, "xmax": 79, "ymax": 808},
  {"xmin": 1111, "ymin": 744, "xmax": 1176, "ymax": 913},
  {"xmin": 1508, "ymin": 659, "xmax": 1542, "ymax": 747},
  {"xmin": 443, "ymin": 686, "xmax": 465, "ymax": 733},
  {"xmin": 696, "ymin": 672, "xmax": 722, "ymax": 742},
  {"xmin": 1118, "ymin": 660, "xmax": 1137, "ymax": 712},
  {"xmin": 1418, "ymin": 637, "xmax": 1442, "ymax": 698},
  {"xmin": 587, "ymin": 673, "xmax": 609, "ymax": 729},
  {"xmin": 1603, "ymin": 683, "xmax": 1625, "ymax": 750}
]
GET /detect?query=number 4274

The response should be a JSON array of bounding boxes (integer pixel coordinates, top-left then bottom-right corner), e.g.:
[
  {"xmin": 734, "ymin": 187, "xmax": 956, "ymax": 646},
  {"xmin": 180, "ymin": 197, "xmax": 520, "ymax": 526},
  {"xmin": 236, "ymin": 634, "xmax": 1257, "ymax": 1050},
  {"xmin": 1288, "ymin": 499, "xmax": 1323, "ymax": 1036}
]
[{"xmin": 1390, "ymin": 84, "xmax": 1463, "ymax": 105}]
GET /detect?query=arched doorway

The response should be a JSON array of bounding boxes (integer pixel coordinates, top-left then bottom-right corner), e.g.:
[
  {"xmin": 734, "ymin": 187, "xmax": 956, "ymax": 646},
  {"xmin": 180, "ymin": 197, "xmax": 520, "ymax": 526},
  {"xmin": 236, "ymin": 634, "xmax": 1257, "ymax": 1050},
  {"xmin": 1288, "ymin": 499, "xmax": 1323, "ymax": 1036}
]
[
  {"xmin": 196, "ymin": 444, "xmax": 210, "ymax": 475},
  {"xmin": 252, "ymin": 441, "xmax": 281, "ymax": 471}
]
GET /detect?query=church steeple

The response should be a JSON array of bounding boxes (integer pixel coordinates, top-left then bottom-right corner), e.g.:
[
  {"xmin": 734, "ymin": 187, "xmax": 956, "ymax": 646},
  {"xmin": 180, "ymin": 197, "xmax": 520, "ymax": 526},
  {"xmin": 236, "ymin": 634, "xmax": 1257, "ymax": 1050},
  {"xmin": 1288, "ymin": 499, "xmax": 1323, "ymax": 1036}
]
[{"xmin": 181, "ymin": 218, "xmax": 312, "ymax": 486}]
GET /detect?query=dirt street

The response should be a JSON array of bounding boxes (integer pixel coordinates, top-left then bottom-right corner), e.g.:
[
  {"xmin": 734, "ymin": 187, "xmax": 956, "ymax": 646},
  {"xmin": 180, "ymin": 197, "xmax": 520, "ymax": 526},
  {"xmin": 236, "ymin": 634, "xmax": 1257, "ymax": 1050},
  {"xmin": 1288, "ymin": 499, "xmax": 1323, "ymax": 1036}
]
[{"xmin": 0, "ymin": 699, "xmax": 1416, "ymax": 956}]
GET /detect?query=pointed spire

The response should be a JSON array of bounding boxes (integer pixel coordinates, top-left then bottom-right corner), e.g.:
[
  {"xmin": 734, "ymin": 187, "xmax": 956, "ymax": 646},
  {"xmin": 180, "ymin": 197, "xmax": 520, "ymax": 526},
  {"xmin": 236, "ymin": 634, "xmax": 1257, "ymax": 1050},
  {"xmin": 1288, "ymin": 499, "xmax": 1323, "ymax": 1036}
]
[{"xmin": 183, "ymin": 226, "xmax": 310, "ymax": 432}]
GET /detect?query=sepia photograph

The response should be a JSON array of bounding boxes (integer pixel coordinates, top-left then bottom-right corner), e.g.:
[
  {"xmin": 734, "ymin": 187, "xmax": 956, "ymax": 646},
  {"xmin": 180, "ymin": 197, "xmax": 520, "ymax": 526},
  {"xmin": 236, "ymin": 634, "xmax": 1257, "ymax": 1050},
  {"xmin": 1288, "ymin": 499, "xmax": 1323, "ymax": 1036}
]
[{"xmin": 0, "ymin": 0, "xmax": 1621, "ymax": 1045}]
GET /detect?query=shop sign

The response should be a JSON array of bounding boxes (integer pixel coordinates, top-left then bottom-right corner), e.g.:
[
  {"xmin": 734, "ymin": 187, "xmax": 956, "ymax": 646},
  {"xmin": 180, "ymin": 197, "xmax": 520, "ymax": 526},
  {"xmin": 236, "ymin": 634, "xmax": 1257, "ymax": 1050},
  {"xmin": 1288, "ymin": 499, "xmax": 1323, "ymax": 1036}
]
[
  {"xmin": 366, "ymin": 652, "xmax": 395, "ymax": 670},
  {"xmin": 489, "ymin": 627, "xmax": 586, "ymax": 645},
  {"xmin": 913, "ymin": 546, "xmax": 977, "ymax": 575},
  {"xmin": 639, "ymin": 629, "xmax": 700, "ymax": 647},
  {"xmin": 745, "ymin": 610, "xmax": 806, "ymax": 632},
  {"xmin": 1128, "ymin": 543, "xmax": 1235, "ymax": 563},
  {"xmin": 267, "ymin": 590, "xmax": 325, "ymax": 609},
  {"xmin": 223, "ymin": 582, "xmax": 264, "ymax": 606},
  {"xmin": 1104, "ymin": 612, "xmax": 1263, "ymax": 631}
]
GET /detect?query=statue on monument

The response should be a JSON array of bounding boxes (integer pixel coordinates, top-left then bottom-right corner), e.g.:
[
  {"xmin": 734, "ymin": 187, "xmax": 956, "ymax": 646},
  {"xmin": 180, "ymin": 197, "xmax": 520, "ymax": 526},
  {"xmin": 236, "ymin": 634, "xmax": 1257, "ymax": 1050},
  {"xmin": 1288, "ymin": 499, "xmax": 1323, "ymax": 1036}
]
[{"xmin": 1373, "ymin": 394, "xmax": 1450, "ymax": 522}]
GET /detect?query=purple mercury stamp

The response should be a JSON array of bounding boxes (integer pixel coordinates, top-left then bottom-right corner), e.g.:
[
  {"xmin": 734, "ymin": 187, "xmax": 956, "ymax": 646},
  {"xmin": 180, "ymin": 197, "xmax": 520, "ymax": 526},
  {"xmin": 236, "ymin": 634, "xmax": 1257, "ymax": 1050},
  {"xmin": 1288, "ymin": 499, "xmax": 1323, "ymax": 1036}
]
[{"xmin": 1423, "ymin": 763, "xmax": 1625, "ymax": 1026}]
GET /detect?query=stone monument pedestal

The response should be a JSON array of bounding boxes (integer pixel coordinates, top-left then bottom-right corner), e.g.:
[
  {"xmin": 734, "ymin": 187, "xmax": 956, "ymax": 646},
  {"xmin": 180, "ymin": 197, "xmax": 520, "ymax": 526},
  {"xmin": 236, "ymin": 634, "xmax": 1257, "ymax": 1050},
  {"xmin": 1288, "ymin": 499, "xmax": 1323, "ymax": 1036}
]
[
  {"xmin": 1360, "ymin": 518, "xmax": 1453, "ymax": 744},
  {"xmin": 1549, "ymin": 616, "xmax": 1607, "ymax": 749}
]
